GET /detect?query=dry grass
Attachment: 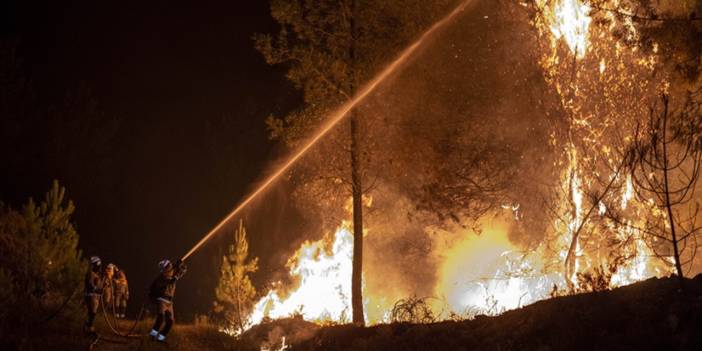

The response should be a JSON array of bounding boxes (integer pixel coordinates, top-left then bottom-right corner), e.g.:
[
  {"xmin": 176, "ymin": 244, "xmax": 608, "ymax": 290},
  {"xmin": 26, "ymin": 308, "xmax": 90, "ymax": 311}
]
[{"xmin": 8, "ymin": 317, "xmax": 238, "ymax": 351}]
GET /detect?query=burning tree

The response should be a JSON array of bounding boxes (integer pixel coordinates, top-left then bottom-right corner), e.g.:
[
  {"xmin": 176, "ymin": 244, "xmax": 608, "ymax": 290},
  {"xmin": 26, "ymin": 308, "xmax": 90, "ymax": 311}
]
[
  {"xmin": 523, "ymin": 0, "xmax": 702, "ymax": 291},
  {"xmin": 241, "ymin": 0, "xmax": 698, "ymax": 329},
  {"xmin": 213, "ymin": 220, "xmax": 259, "ymax": 333},
  {"xmin": 628, "ymin": 93, "xmax": 702, "ymax": 288},
  {"xmin": 587, "ymin": 0, "xmax": 702, "ymax": 84},
  {"xmin": 254, "ymin": 0, "xmax": 456, "ymax": 325}
]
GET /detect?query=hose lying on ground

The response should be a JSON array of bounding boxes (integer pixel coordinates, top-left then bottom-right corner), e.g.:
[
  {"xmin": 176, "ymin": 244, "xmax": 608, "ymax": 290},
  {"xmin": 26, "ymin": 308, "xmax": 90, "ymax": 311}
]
[{"xmin": 100, "ymin": 292, "xmax": 147, "ymax": 338}]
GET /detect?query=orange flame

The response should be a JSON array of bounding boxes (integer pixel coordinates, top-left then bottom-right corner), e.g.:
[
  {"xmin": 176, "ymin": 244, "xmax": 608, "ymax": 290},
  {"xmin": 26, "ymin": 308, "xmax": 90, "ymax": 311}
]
[
  {"xmin": 224, "ymin": 1, "xmax": 678, "ymax": 334},
  {"xmin": 248, "ymin": 221, "xmax": 355, "ymax": 327},
  {"xmin": 541, "ymin": 0, "xmax": 592, "ymax": 58},
  {"xmin": 433, "ymin": 221, "xmax": 559, "ymax": 316}
]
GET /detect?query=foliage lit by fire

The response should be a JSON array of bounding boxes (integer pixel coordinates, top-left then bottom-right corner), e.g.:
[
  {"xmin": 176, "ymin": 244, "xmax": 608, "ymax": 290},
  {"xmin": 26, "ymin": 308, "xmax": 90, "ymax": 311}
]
[{"xmin": 212, "ymin": 0, "xmax": 702, "ymax": 337}]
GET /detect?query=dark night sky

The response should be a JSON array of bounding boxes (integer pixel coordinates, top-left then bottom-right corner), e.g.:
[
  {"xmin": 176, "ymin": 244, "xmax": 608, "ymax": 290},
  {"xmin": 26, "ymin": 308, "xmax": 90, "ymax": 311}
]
[{"xmin": 2, "ymin": 0, "xmax": 305, "ymax": 318}]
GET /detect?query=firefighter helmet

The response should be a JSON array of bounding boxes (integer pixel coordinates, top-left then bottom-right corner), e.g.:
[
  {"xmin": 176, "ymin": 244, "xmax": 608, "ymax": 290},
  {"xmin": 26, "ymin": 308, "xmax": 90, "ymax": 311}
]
[{"xmin": 158, "ymin": 259, "xmax": 172, "ymax": 272}]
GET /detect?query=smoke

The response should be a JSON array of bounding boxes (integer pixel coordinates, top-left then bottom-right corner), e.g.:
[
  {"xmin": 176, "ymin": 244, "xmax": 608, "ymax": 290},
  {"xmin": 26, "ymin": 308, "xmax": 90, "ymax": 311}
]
[
  {"xmin": 362, "ymin": 184, "xmax": 440, "ymax": 321},
  {"xmin": 322, "ymin": 0, "xmax": 565, "ymax": 314},
  {"xmin": 359, "ymin": 0, "xmax": 560, "ymax": 237},
  {"xmin": 281, "ymin": 0, "xmax": 562, "ymax": 307}
]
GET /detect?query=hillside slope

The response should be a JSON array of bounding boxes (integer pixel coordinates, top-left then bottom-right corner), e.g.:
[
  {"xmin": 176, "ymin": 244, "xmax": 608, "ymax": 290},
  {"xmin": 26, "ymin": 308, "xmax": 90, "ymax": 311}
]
[
  {"xmin": 283, "ymin": 276, "xmax": 702, "ymax": 351},
  {"xmin": 18, "ymin": 275, "xmax": 702, "ymax": 350}
]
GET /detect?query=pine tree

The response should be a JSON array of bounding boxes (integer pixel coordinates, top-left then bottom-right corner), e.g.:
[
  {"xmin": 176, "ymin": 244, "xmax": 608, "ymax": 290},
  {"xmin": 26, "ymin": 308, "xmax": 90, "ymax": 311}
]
[
  {"xmin": 213, "ymin": 220, "xmax": 258, "ymax": 333},
  {"xmin": 0, "ymin": 180, "xmax": 85, "ymax": 330}
]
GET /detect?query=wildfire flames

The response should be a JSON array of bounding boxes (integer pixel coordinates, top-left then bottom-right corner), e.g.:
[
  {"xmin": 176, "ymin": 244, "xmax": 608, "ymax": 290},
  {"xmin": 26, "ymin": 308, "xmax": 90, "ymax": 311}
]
[
  {"xmin": 533, "ymin": 0, "xmax": 671, "ymax": 291},
  {"xmin": 226, "ymin": 0, "xmax": 683, "ymax": 335},
  {"xmin": 248, "ymin": 221, "xmax": 356, "ymax": 327},
  {"xmin": 244, "ymin": 218, "xmax": 560, "ymax": 331},
  {"xmin": 541, "ymin": 0, "xmax": 592, "ymax": 59},
  {"xmin": 432, "ymin": 222, "xmax": 559, "ymax": 315}
]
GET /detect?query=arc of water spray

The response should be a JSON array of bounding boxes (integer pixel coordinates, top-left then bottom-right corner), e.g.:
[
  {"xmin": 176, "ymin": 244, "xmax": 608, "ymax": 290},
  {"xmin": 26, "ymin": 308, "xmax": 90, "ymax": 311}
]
[{"xmin": 181, "ymin": 0, "xmax": 476, "ymax": 261}]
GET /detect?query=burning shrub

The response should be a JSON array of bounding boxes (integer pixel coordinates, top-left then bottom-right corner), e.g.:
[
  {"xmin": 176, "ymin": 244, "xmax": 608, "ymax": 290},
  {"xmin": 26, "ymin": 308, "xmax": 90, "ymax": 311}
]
[
  {"xmin": 390, "ymin": 296, "xmax": 436, "ymax": 324},
  {"xmin": 481, "ymin": 293, "xmax": 507, "ymax": 316},
  {"xmin": 573, "ymin": 256, "xmax": 627, "ymax": 293},
  {"xmin": 576, "ymin": 266, "xmax": 615, "ymax": 293},
  {"xmin": 448, "ymin": 306, "xmax": 485, "ymax": 322}
]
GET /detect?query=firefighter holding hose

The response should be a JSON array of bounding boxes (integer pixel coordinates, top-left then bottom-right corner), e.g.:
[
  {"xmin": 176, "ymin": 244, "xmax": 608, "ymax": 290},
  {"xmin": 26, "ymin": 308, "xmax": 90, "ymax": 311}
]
[
  {"xmin": 84, "ymin": 256, "xmax": 105, "ymax": 334},
  {"xmin": 148, "ymin": 258, "xmax": 187, "ymax": 342}
]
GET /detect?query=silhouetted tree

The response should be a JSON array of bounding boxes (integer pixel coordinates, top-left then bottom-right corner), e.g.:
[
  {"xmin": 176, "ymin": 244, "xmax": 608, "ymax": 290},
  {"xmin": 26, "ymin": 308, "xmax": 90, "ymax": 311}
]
[{"xmin": 629, "ymin": 93, "xmax": 702, "ymax": 288}]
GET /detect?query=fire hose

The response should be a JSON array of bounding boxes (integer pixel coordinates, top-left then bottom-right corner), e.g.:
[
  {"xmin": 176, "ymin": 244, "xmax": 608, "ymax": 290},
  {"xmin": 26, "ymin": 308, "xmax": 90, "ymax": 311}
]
[
  {"xmin": 100, "ymin": 289, "xmax": 147, "ymax": 338},
  {"xmin": 27, "ymin": 280, "xmax": 139, "ymax": 349},
  {"xmin": 34, "ymin": 282, "xmax": 81, "ymax": 326},
  {"xmin": 178, "ymin": 0, "xmax": 476, "ymax": 263},
  {"xmin": 89, "ymin": 284, "xmax": 150, "ymax": 350}
]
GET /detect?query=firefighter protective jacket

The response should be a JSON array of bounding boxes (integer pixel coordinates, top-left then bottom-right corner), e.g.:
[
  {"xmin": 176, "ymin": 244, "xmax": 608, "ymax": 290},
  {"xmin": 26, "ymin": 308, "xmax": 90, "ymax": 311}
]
[
  {"xmin": 84, "ymin": 269, "xmax": 105, "ymax": 296},
  {"xmin": 148, "ymin": 265, "xmax": 186, "ymax": 302},
  {"xmin": 115, "ymin": 276, "xmax": 129, "ymax": 299}
]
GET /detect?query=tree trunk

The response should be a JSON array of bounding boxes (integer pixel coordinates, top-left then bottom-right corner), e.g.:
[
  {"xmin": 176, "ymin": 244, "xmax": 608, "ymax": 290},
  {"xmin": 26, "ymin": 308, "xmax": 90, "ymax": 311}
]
[
  {"xmin": 348, "ymin": 0, "xmax": 365, "ymax": 326},
  {"xmin": 350, "ymin": 112, "xmax": 365, "ymax": 325},
  {"xmin": 661, "ymin": 106, "xmax": 686, "ymax": 290},
  {"xmin": 564, "ymin": 166, "xmax": 579, "ymax": 290},
  {"xmin": 564, "ymin": 162, "xmax": 624, "ymax": 291},
  {"xmin": 665, "ymin": 193, "xmax": 685, "ymax": 289}
]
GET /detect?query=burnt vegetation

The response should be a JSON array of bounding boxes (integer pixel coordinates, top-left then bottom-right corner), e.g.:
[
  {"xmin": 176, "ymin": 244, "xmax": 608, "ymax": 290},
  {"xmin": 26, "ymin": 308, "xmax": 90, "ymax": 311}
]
[{"xmin": 390, "ymin": 296, "xmax": 436, "ymax": 324}]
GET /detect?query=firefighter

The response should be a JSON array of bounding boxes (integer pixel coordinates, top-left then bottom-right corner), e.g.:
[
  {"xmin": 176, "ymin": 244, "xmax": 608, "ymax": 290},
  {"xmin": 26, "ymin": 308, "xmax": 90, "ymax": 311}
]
[
  {"xmin": 114, "ymin": 269, "xmax": 129, "ymax": 318},
  {"xmin": 148, "ymin": 259, "xmax": 187, "ymax": 342},
  {"xmin": 103, "ymin": 263, "xmax": 116, "ymax": 309},
  {"xmin": 84, "ymin": 256, "xmax": 105, "ymax": 334}
]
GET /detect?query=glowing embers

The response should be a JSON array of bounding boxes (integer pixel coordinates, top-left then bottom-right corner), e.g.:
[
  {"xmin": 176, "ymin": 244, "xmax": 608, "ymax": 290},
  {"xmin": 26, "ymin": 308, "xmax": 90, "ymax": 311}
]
[{"xmin": 542, "ymin": 0, "xmax": 592, "ymax": 58}]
